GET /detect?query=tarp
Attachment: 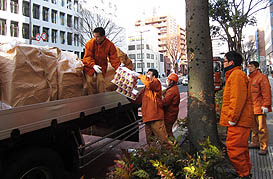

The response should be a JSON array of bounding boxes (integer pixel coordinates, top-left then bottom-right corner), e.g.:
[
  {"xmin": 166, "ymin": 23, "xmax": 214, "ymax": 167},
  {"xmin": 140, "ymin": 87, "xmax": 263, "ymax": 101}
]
[
  {"xmin": 58, "ymin": 51, "xmax": 84, "ymax": 99},
  {"xmin": 0, "ymin": 43, "xmax": 58, "ymax": 108}
]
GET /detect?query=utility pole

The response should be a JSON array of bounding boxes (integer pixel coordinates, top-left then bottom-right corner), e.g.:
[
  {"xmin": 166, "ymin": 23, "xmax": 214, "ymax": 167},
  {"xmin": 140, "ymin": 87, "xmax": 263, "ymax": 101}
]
[
  {"xmin": 139, "ymin": 30, "xmax": 150, "ymax": 74},
  {"xmin": 140, "ymin": 31, "xmax": 143, "ymax": 73},
  {"xmin": 29, "ymin": 0, "xmax": 32, "ymax": 44}
]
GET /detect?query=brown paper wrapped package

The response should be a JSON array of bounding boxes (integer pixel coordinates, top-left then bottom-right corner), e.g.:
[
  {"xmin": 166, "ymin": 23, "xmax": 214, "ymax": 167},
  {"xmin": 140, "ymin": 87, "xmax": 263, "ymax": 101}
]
[
  {"xmin": 58, "ymin": 51, "xmax": 84, "ymax": 99},
  {"xmin": 0, "ymin": 44, "xmax": 58, "ymax": 107}
]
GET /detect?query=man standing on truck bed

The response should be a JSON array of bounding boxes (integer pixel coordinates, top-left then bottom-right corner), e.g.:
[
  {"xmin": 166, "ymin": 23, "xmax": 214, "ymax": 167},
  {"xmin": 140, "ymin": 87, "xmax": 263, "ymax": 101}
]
[{"xmin": 83, "ymin": 27, "xmax": 121, "ymax": 94}]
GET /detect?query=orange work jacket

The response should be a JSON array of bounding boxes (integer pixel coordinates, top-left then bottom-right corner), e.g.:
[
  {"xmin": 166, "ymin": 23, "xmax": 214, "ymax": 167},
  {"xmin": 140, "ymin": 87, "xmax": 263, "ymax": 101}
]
[
  {"xmin": 135, "ymin": 75, "xmax": 164, "ymax": 123},
  {"xmin": 220, "ymin": 66, "xmax": 254, "ymax": 127},
  {"xmin": 82, "ymin": 38, "xmax": 120, "ymax": 77},
  {"xmin": 249, "ymin": 70, "xmax": 272, "ymax": 114},
  {"xmin": 162, "ymin": 85, "xmax": 180, "ymax": 123}
]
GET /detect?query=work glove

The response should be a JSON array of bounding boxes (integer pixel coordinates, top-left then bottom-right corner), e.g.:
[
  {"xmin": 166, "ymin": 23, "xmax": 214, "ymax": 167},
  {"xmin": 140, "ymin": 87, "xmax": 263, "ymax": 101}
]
[
  {"xmin": 93, "ymin": 65, "xmax": 102, "ymax": 73},
  {"xmin": 120, "ymin": 63, "xmax": 125, "ymax": 67},
  {"xmin": 261, "ymin": 106, "xmax": 269, "ymax": 114},
  {"xmin": 132, "ymin": 71, "xmax": 140, "ymax": 77},
  {"xmin": 228, "ymin": 121, "xmax": 236, "ymax": 126}
]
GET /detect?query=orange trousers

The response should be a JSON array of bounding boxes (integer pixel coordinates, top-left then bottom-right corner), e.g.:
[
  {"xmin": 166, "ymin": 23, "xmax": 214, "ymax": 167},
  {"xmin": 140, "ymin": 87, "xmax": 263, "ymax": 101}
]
[
  {"xmin": 226, "ymin": 126, "xmax": 251, "ymax": 177},
  {"xmin": 145, "ymin": 120, "xmax": 173, "ymax": 147},
  {"xmin": 84, "ymin": 72, "xmax": 105, "ymax": 94},
  {"xmin": 251, "ymin": 114, "xmax": 269, "ymax": 151},
  {"xmin": 164, "ymin": 120, "xmax": 175, "ymax": 138}
]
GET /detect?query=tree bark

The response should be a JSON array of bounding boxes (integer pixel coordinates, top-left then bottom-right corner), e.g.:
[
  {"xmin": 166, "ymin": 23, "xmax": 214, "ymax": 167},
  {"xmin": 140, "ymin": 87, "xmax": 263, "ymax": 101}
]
[{"xmin": 186, "ymin": 0, "xmax": 221, "ymax": 150}]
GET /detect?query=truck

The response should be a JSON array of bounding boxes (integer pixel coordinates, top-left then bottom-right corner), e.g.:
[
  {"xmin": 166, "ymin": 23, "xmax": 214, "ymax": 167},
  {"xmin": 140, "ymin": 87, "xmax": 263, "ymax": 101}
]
[
  {"xmin": 213, "ymin": 57, "xmax": 224, "ymax": 91},
  {"xmin": 0, "ymin": 92, "xmax": 140, "ymax": 179}
]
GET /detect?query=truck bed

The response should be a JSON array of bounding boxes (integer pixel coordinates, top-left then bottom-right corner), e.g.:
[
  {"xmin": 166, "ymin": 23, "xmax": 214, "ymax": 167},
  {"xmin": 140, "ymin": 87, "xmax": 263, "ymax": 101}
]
[{"xmin": 0, "ymin": 92, "xmax": 130, "ymax": 140}]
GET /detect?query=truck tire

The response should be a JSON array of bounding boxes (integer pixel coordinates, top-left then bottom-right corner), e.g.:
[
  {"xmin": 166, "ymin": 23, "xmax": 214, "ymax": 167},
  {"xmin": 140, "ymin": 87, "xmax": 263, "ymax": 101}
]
[{"xmin": 3, "ymin": 147, "xmax": 64, "ymax": 179}]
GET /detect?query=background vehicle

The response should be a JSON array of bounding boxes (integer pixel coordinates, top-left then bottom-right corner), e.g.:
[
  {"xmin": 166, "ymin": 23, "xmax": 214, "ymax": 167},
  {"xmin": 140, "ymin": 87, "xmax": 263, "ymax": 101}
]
[
  {"xmin": 182, "ymin": 75, "xmax": 188, "ymax": 86},
  {"xmin": 213, "ymin": 57, "xmax": 223, "ymax": 91}
]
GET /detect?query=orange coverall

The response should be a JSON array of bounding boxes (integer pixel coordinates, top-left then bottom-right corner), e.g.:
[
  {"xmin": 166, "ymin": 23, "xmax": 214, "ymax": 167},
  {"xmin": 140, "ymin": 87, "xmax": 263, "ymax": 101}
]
[
  {"xmin": 220, "ymin": 66, "xmax": 254, "ymax": 177},
  {"xmin": 249, "ymin": 70, "xmax": 272, "ymax": 151},
  {"xmin": 162, "ymin": 84, "xmax": 180, "ymax": 137},
  {"xmin": 135, "ymin": 75, "xmax": 172, "ymax": 147},
  {"xmin": 83, "ymin": 38, "xmax": 120, "ymax": 94}
]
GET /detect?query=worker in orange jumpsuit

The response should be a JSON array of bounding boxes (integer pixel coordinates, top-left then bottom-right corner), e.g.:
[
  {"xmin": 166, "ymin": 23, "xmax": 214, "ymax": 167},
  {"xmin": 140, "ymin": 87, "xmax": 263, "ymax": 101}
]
[
  {"xmin": 162, "ymin": 73, "xmax": 180, "ymax": 138},
  {"xmin": 83, "ymin": 27, "xmax": 121, "ymax": 94},
  {"xmin": 248, "ymin": 61, "xmax": 272, "ymax": 155},
  {"xmin": 220, "ymin": 51, "xmax": 254, "ymax": 178},
  {"xmin": 134, "ymin": 69, "xmax": 174, "ymax": 148}
]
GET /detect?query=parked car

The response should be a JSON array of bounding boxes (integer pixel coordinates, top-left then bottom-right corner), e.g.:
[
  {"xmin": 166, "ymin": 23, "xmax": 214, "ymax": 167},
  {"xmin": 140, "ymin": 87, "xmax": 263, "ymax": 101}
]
[{"xmin": 182, "ymin": 75, "xmax": 188, "ymax": 85}]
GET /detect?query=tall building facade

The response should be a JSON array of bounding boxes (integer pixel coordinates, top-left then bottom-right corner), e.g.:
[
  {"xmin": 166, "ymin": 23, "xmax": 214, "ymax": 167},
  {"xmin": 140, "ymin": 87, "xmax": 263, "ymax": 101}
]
[
  {"xmin": 264, "ymin": 4, "xmax": 273, "ymax": 71},
  {"xmin": 80, "ymin": 0, "xmax": 117, "ymax": 20},
  {"xmin": 135, "ymin": 15, "xmax": 186, "ymax": 75},
  {"xmin": 127, "ymin": 26, "xmax": 165, "ymax": 76},
  {"xmin": 256, "ymin": 29, "xmax": 267, "ymax": 73},
  {"xmin": 0, "ymin": 0, "xmax": 82, "ymax": 56}
]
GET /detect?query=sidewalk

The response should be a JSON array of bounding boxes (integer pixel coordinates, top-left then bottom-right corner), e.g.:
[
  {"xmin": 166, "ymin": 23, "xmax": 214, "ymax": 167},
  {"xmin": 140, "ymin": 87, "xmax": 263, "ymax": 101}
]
[{"xmin": 248, "ymin": 75, "xmax": 273, "ymax": 179}]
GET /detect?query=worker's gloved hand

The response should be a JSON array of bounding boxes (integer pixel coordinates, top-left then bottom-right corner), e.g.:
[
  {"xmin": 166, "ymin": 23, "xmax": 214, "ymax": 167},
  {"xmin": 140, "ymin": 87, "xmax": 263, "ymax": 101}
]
[
  {"xmin": 228, "ymin": 121, "xmax": 236, "ymax": 126},
  {"xmin": 93, "ymin": 65, "xmax": 102, "ymax": 73},
  {"xmin": 261, "ymin": 106, "xmax": 269, "ymax": 114},
  {"xmin": 132, "ymin": 71, "xmax": 140, "ymax": 77},
  {"xmin": 120, "ymin": 63, "xmax": 125, "ymax": 67}
]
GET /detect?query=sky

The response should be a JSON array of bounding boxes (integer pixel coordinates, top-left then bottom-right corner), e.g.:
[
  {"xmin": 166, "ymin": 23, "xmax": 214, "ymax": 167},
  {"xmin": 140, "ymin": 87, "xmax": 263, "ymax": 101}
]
[{"xmin": 115, "ymin": 0, "xmax": 186, "ymax": 30}]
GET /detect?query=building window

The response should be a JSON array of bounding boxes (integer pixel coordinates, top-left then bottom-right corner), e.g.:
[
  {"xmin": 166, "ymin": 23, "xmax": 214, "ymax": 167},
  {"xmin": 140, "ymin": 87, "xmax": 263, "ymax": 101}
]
[
  {"xmin": 0, "ymin": 0, "xmax": 7, "ymax": 11},
  {"xmin": 129, "ymin": 54, "xmax": 136, "ymax": 59},
  {"xmin": 137, "ymin": 44, "xmax": 144, "ymax": 50},
  {"xmin": 42, "ymin": 7, "xmax": 49, "ymax": 21},
  {"xmin": 32, "ymin": 25, "xmax": 40, "ymax": 38},
  {"xmin": 51, "ymin": 0, "xmax": 56, "ymax": 4},
  {"xmin": 42, "ymin": 27, "xmax": 49, "ymax": 42},
  {"xmin": 137, "ymin": 53, "xmax": 141, "ymax": 59},
  {"xmin": 61, "ymin": 0, "xmax": 65, "ymax": 7},
  {"xmin": 146, "ymin": 44, "xmax": 150, "ymax": 49},
  {"xmin": 67, "ymin": 0, "xmax": 72, "ymax": 9},
  {"xmin": 0, "ymin": 18, "xmax": 6, "ymax": 35},
  {"xmin": 151, "ymin": 63, "xmax": 154, "ymax": 68},
  {"xmin": 22, "ymin": 23, "xmax": 29, "ymax": 39},
  {"xmin": 160, "ymin": 54, "xmax": 164, "ymax": 62},
  {"xmin": 137, "ymin": 63, "xmax": 144, "ymax": 68},
  {"xmin": 74, "ymin": 34, "xmax": 79, "ymax": 46},
  {"xmin": 33, "ymin": 4, "xmax": 40, "ymax": 19},
  {"xmin": 51, "ymin": 9, "xmax": 57, "ymax": 24},
  {"xmin": 67, "ymin": 32, "xmax": 72, "ymax": 45},
  {"xmin": 74, "ymin": 0, "xmax": 79, "ymax": 12},
  {"xmin": 22, "ymin": 1, "xmax": 29, "ymax": 17},
  {"xmin": 128, "ymin": 45, "xmax": 135, "ymax": 50},
  {"xmin": 147, "ymin": 62, "xmax": 150, "ymax": 68},
  {"xmin": 60, "ymin": 31, "xmax": 65, "ymax": 44},
  {"xmin": 151, "ymin": 54, "xmax": 154, "ymax": 59},
  {"xmin": 10, "ymin": 21, "xmax": 18, "ymax": 37},
  {"xmin": 75, "ymin": 51, "xmax": 79, "ymax": 57},
  {"xmin": 60, "ymin": 12, "xmax": 65, "ymax": 25},
  {"xmin": 67, "ymin": 14, "xmax": 72, "ymax": 27},
  {"xmin": 74, "ymin": 17, "xmax": 78, "ymax": 29},
  {"xmin": 147, "ymin": 53, "xmax": 150, "ymax": 59},
  {"xmin": 10, "ymin": 0, "xmax": 18, "ymax": 14},
  {"xmin": 51, "ymin": 29, "xmax": 57, "ymax": 43}
]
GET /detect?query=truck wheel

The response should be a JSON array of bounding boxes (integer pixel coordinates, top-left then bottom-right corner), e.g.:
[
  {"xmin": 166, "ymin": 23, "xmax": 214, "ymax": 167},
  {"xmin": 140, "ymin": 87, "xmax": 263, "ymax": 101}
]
[{"xmin": 4, "ymin": 147, "xmax": 64, "ymax": 179}]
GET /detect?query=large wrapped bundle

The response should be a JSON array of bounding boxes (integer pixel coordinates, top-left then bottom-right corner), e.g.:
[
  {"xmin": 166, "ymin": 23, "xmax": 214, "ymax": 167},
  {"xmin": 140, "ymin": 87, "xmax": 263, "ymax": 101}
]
[
  {"xmin": 0, "ymin": 43, "xmax": 58, "ymax": 108},
  {"xmin": 58, "ymin": 51, "xmax": 84, "ymax": 99},
  {"xmin": 105, "ymin": 47, "xmax": 133, "ymax": 92}
]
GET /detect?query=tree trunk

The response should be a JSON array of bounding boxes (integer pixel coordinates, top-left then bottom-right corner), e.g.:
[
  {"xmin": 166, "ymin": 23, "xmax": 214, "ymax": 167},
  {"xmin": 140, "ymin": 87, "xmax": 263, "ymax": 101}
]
[{"xmin": 186, "ymin": 0, "xmax": 221, "ymax": 150}]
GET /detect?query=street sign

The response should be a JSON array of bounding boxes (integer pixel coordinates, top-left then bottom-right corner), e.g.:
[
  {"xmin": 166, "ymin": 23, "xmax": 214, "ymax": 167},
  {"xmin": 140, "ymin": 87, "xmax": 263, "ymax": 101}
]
[
  {"xmin": 41, "ymin": 33, "xmax": 47, "ymax": 41},
  {"xmin": 35, "ymin": 34, "xmax": 41, "ymax": 41}
]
